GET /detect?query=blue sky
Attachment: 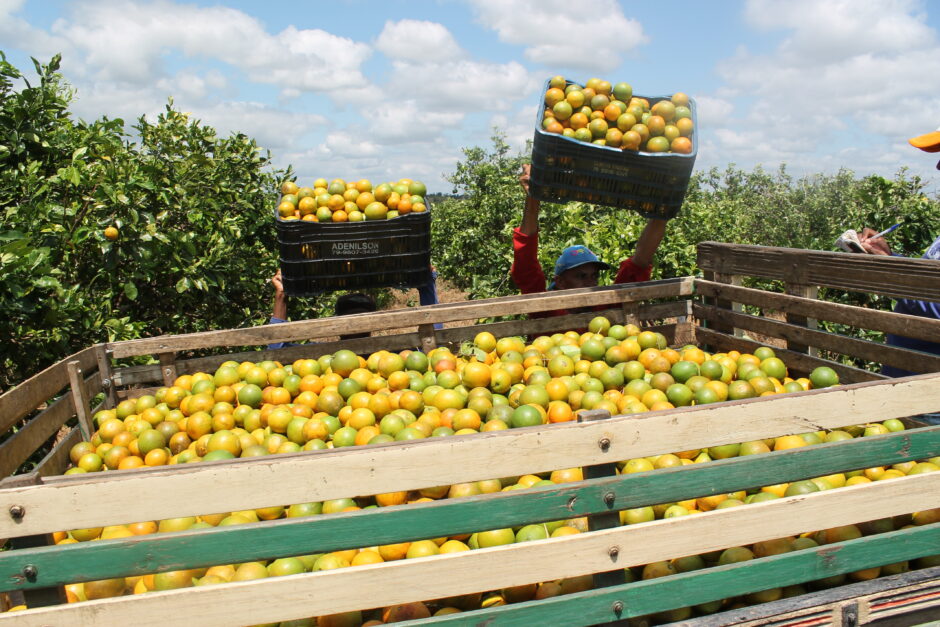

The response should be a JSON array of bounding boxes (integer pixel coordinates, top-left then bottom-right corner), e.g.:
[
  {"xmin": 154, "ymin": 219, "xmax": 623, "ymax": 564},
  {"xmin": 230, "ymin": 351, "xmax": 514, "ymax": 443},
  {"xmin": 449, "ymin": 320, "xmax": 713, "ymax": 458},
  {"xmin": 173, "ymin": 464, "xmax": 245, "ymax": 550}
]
[{"xmin": 2, "ymin": 0, "xmax": 939, "ymax": 193}]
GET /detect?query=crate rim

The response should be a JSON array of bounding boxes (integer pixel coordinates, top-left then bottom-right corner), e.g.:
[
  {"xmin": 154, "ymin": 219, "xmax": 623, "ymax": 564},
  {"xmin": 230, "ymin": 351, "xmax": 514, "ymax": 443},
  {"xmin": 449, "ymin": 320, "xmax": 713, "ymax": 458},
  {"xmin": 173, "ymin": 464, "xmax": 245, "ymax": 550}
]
[{"xmin": 534, "ymin": 76, "xmax": 699, "ymax": 160}]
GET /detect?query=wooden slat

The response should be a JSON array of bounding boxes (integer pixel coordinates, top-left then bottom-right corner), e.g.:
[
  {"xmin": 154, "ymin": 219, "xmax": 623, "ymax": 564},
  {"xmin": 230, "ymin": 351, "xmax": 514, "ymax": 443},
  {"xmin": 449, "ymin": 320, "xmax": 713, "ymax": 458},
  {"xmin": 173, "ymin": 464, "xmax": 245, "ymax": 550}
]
[
  {"xmin": 416, "ymin": 527, "xmax": 940, "ymax": 627},
  {"xmin": 696, "ymin": 280, "xmax": 940, "ymax": 341},
  {"xmin": 0, "ymin": 395, "xmax": 74, "ymax": 479},
  {"xmin": 111, "ymin": 301, "xmax": 691, "ymax": 388},
  {"xmin": 106, "ymin": 279, "xmax": 693, "ymax": 358},
  {"xmin": 694, "ymin": 327, "xmax": 885, "ymax": 383},
  {"xmin": 693, "ymin": 303, "xmax": 940, "ymax": 374},
  {"xmin": 2, "ymin": 373, "xmax": 938, "ymax": 537},
  {"xmin": 33, "ymin": 429, "xmax": 81, "ymax": 480},
  {"xmin": 2, "ymin": 475, "xmax": 936, "ymax": 626},
  {"xmin": 0, "ymin": 347, "xmax": 97, "ymax": 436},
  {"xmin": 5, "ymin": 426, "xmax": 932, "ymax": 591},
  {"xmin": 65, "ymin": 362, "xmax": 93, "ymax": 440},
  {"xmin": 697, "ymin": 242, "xmax": 940, "ymax": 302},
  {"xmin": 678, "ymin": 566, "xmax": 940, "ymax": 627},
  {"xmin": 94, "ymin": 346, "xmax": 116, "ymax": 409}
]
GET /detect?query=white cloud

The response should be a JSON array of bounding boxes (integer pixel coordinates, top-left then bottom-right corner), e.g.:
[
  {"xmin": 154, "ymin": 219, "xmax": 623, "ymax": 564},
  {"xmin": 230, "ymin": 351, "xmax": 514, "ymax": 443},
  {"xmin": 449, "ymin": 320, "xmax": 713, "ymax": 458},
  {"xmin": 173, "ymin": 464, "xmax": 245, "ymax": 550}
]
[
  {"xmin": 469, "ymin": 0, "xmax": 647, "ymax": 72},
  {"xmin": 43, "ymin": 0, "xmax": 372, "ymax": 96},
  {"xmin": 702, "ymin": 0, "xmax": 940, "ymax": 179},
  {"xmin": 366, "ymin": 101, "xmax": 464, "ymax": 142},
  {"xmin": 386, "ymin": 58, "xmax": 537, "ymax": 111},
  {"xmin": 375, "ymin": 19, "xmax": 463, "ymax": 62}
]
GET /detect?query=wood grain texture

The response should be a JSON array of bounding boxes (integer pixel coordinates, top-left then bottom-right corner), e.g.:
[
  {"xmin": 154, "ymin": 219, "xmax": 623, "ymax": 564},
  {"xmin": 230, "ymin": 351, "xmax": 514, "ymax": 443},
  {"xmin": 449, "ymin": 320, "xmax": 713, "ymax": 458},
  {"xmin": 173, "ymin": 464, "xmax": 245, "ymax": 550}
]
[
  {"xmin": 1, "ymin": 475, "xmax": 936, "ymax": 626},
  {"xmin": 3, "ymin": 426, "xmax": 934, "ymax": 591},
  {"xmin": 694, "ymin": 327, "xmax": 884, "ymax": 383},
  {"xmin": 697, "ymin": 242, "xmax": 940, "ymax": 302},
  {"xmin": 0, "ymin": 347, "xmax": 96, "ymax": 435},
  {"xmin": 1, "ymin": 373, "xmax": 937, "ymax": 537},
  {"xmin": 414, "ymin": 526, "xmax": 940, "ymax": 627},
  {"xmin": 696, "ymin": 280, "xmax": 940, "ymax": 340},
  {"xmin": 110, "ymin": 302, "xmax": 689, "ymax": 387},
  {"xmin": 0, "ymin": 394, "xmax": 73, "ymax": 479},
  {"xmin": 106, "ymin": 279, "xmax": 693, "ymax": 358},
  {"xmin": 693, "ymin": 303, "xmax": 940, "ymax": 374}
]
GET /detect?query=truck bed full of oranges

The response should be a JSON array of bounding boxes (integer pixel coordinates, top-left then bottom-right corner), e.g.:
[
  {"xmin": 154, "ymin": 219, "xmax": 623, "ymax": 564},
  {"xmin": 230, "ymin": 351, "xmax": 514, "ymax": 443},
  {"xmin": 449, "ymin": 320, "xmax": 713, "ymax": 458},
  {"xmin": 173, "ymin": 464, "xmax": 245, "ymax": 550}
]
[{"xmin": 38, "ymin": 318, "xmax": 939, "ymax": 624}]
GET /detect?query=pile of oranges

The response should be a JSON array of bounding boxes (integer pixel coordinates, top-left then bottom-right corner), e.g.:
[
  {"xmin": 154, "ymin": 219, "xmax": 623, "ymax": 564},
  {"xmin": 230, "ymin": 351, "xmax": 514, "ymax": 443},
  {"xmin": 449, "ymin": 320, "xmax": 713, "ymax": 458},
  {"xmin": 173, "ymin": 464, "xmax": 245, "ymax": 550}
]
[
  {"xmin": 277, "ymin": 177, "xmax": 428, "ymax": 223},
  {"xmin": 540, "ymin": 75, "xmax": 694, "ymax": 154},
  {"xmin": 48, "ymin": 319, "xmax": 939, "ymax": 622}
]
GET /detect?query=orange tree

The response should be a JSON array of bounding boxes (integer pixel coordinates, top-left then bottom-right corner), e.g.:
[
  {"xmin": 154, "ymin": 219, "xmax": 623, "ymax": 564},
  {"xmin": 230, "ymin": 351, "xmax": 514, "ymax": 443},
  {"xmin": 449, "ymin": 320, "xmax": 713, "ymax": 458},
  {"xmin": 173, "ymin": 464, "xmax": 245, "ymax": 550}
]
[{"xmin": 0, "ymin": 53, "xmax": 287, "ymax": 390}]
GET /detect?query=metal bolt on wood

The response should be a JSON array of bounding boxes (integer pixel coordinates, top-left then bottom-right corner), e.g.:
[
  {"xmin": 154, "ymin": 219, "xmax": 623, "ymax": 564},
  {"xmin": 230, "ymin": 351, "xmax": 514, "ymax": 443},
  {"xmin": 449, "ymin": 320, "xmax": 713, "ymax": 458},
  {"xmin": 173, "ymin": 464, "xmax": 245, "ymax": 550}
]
[
  {"xmin": 22, "ymin": 564, "xmax": 37, "ymax": 580},
  {"xmin": 603, "ymin": 491, "xmax": 616, "ymax": 508},
  {"xmin": 608, "ymin": 546, "xmax": 620, "ymax": 561},
  {"xmin": 612, "ymin": 601, "xmax": 625, "ymax": 615},
  {"xmin": 9, "ymin": 505, "xmax": 24, "ymax": 520},
  {"xmin": 598, "ymin": 437, "xmax": 611, "ymax": 452}
]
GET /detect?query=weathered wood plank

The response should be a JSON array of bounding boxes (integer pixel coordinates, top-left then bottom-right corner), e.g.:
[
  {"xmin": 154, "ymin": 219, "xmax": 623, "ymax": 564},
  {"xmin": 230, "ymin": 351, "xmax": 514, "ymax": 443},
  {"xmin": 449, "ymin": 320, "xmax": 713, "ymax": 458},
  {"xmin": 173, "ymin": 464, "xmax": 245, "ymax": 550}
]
[
  {"xmin": 697, "ymin": 242, "xmax": 940, "ymax": 302},
  {"xmin": 2, "ymin": 373, "xmax": 937, "ymax": 537},
  {"xmin": 694, "ymin": 327, "xmax": 885, "ymax": 383},
  {"xmin": 0, "ymin": 394, "xmax": 74, "ymax": 479},
  {"xmin": 1, "ymin": 475, "xmax": 936, "ymax": 626},
  {"xmin": 106, "ymin": 279, "xmax": 693, "ymax": 358},
  {"xmin": 65, "ymin": 362, "xmax": 93, "ymax": 440},
  {"xmin": 33, "ymin": 429, "xmax": 82, "ymax": 480},
  {"xmin": 674, "ymin": 566, "xmax": 940, "ymax": 627},
  {"xmin": 414, "ymin": 526, "xmax": 940, "ymax": 627},
  {"xmin": 696, "ymin": 280, "xmax": 940, "ymax": 342},
  {"xmin": 693, "ymin": 303, "xmax": 940, "ymax": 374},
  {"xmin": 0, "ymin": 347, "xmax": 97, "ymax": 436},
  {"xmin": 94, "ymin": 346, "xmax": 117, "ymax": 409},
  {"xmin": 110, "ymin": 301, "xmax": 690, "ymax": 388},
  {"xmin": 3, "ymin": 427, "xmax": 933, "ymax": 591}
]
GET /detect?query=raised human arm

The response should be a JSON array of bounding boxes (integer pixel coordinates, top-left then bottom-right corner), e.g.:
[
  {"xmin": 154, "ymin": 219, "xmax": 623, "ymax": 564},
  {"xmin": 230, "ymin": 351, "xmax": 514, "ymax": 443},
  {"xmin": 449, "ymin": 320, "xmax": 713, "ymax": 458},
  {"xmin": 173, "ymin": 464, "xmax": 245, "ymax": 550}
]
[
  {"xmin": 630, "ymin": 218, "xmax": 668, "ymax": 269},
  {"xmin": 518, "ymin": 164, "xmax": 540, "ymax": 236},
  {"xmin": 272, "ymin": 269, "xmax": 288, "ymax": 320}
]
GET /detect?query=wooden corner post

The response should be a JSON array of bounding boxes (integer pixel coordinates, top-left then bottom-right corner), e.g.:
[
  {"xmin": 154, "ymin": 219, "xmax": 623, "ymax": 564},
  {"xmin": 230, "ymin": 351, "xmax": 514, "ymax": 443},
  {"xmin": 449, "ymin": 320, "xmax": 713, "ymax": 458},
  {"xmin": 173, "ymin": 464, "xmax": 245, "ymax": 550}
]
[{"xmin": 576, "ymin": 408, "xmax": 626, "ymax": 619}]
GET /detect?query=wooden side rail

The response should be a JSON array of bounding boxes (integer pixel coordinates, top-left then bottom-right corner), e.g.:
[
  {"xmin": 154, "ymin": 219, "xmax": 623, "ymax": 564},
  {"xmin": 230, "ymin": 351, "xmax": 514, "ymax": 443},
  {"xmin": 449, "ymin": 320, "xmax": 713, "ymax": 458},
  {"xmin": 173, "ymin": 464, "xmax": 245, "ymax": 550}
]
[
  {"xmin": 111, "ymin": 300, "xmax": 692, "ymax": 388},
  {"xmin": 0, "ymin": 427, "xmax": 935, "ymax": 592},
  {"xmin": 105, "ymin": 278, "xmax": 694, "ymax": 359},
  {"xmin": 697, "ymin": 242, "xmax": 940, "ymax": 302},
  {"xmin": 1, "ymin": 481, "xmax": 936, "ymax": 626},
  {"xmin": 1, "ymin": 374, "xmax": 937, "ymax": 538}
]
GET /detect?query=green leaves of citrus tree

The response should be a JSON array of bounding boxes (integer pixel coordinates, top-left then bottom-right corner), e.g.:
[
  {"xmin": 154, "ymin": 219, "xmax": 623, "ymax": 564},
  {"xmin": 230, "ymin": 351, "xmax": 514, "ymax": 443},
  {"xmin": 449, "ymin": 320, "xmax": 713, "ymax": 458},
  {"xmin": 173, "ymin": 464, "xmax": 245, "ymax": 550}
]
[{"xmin": 1, "ymin": 54, "xmax": 286, "ymax": 389}]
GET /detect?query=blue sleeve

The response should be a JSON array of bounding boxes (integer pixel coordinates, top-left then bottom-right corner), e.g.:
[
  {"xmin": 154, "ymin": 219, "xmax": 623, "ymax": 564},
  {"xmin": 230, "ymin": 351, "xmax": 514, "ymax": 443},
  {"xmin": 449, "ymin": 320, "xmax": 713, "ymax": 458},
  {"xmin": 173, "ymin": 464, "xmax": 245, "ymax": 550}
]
[
  {"xmin": 418, "ymin": 271, "xmax": 443, "ymax": 330},
  {"xmin": 893, "ymin": 234, "xmax": 940, "ymax": 319},
  {"xmin": 268, "ymin": 316, "xmax": 293, "ymax": 350}
]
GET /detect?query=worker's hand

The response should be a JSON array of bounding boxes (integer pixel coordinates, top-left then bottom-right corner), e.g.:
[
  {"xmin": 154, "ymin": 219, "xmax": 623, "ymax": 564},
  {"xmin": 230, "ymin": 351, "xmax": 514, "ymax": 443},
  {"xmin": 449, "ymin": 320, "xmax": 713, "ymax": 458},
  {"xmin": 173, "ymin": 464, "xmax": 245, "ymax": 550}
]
[
  {"xmin": 518, "ymin": 164, "xmax": 532, "ymax": 196},
  {"xmin": 859, "ymin": 227, "xmax": 892, "ymax": 256},
  {"xmin": 272, "ymin": 269, "xmax": 285, "ymax": 295}
]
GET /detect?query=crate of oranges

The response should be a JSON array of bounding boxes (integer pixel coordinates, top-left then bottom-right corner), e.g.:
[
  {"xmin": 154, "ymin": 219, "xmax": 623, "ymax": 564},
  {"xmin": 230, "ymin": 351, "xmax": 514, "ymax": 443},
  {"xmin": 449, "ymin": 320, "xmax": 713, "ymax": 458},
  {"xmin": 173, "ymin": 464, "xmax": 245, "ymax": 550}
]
[
  {"xmin": 275, "ymin": 177, "xmax": 431, "ymax": 295},
  {"xmin": 530, "ymin": 76, "xmax": 698, "ymax": 220}
]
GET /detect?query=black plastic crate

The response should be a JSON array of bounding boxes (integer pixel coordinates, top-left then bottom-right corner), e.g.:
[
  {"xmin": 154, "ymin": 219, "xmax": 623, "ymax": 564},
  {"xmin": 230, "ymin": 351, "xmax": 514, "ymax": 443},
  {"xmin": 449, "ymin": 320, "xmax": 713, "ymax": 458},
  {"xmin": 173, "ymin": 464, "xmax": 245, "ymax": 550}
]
[
  {"xmin": 276, "ymin": 209, "xmax": 432, "ymax": 296},
  {"xmin": 529, "ymin": 80, "xmax": 697, "ymax": 219}
]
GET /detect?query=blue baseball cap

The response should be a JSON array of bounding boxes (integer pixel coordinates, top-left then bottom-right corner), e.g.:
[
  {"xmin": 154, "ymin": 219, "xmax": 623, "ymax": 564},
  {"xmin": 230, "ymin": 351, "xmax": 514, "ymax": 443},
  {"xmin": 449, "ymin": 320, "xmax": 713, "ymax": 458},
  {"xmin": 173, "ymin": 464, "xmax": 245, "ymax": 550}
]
[{"xmin": 553, "ymin": 245, "xmax": 611, "ymax": 277}]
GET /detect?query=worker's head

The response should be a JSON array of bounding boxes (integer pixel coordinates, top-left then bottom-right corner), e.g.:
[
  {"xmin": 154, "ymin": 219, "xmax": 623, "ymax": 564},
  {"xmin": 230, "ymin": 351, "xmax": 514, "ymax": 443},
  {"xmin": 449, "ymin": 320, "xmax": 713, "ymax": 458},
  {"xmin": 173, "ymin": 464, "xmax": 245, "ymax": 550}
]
[
  {"xmin": 551, "ymin": 245, "xmax": 611, "ymax": 290},
  {"xmin": 909, "ymin": 127, "xmax": 940, "ymax": 170},
  {"xmin": 335, "ymin": 293, "xmax": 377, "ymax": 317},
  {"xmin": 335, "ymin": 293, "xmax": 377, "ymax": 339}
]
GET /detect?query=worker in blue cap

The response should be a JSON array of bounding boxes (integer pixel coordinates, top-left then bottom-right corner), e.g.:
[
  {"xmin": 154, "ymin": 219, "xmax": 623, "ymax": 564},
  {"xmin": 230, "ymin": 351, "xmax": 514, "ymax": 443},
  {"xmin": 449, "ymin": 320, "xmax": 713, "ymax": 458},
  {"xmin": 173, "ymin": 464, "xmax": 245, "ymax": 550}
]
[{"xmin": 511, "ymin": 164, "xmax": 667, "ymax": 316}]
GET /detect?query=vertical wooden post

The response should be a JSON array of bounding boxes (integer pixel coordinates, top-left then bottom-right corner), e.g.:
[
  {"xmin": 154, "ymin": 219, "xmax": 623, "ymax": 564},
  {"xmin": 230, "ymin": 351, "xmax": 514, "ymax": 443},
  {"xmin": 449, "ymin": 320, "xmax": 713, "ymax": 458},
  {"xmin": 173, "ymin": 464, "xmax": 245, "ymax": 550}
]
[
  {"xmin": 94, "ymin": 345, "xmax": 117, "ymax": 409},
  {"xmin": 66, "ymin": 361, "xmax": 94, "ymax": 440},
  {"xmin": 418, "ymin": 324, "xmax": 437, "ymax": 354},
  {"xmin": 782, "ymin": 251, "xmax": 819, "ymax": 357},
  {"xmin": 5, "ymin": 472, "xmax": 68, "ymax": 608},
  {"xmin": 576, "ymin": 408, "xmax": 625, "ymax": 597},
  {"xmin": 158, "ymin": 352, "xmax": 178, "ymax": 387},
  {"xmin": 701, "ymin": 270, "xmax": 742, "ymax": 347},
  {"xmin": 621, "ymin": 300, "xmax": 640, "ymax": 328}
]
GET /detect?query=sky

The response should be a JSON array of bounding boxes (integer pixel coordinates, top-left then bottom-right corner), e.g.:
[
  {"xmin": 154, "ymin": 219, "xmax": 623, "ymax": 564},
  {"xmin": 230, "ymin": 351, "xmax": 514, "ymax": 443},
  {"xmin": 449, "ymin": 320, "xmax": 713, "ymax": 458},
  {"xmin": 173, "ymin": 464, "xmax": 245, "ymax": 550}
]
[{"xmin": 2, "ymin": 0, "xmax": 940, "ymax": 194}]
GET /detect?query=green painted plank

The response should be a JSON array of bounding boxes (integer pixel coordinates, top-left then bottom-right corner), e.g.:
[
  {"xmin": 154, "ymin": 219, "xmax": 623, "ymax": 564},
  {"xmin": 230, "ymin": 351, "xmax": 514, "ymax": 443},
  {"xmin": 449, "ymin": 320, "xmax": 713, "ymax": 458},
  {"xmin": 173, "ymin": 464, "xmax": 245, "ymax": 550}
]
[
  {"xmin": 404, "ymin": 523, "xmax": 940, "ymax": 626},
  {"xmin": 1, "ymin": 427, "xmax": 937, "ymax": 591}
]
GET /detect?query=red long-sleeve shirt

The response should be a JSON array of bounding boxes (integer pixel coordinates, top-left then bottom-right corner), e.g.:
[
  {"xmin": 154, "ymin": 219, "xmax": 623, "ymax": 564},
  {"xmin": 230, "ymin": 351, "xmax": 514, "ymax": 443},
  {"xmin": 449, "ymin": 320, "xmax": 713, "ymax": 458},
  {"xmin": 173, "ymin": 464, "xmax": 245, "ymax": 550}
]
[{"xmin": 510, "ymin": 227, "xmax": 651, "ymax": 318}]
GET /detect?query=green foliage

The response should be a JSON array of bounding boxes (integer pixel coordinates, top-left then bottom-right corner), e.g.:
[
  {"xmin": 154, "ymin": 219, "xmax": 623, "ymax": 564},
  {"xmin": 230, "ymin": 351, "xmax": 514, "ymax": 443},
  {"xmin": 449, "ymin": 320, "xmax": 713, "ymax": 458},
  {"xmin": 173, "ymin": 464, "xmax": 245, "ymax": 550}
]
[
  {"xmin": 1, "ymin": 53, "xmax": 286, "ymax": 389},
  {"xmin": 432, "ymin": 133, "xmax": 940, "ymax": 348}
]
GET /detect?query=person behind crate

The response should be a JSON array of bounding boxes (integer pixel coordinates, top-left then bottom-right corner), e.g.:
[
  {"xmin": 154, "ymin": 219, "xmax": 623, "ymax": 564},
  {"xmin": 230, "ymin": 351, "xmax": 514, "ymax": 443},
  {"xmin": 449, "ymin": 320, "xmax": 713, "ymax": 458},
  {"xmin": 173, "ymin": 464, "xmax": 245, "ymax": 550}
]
[
  {"xmin": 267, "ymin": 269, "xmax": 440, "ymax": 348},
  {"xmin": 856, "ymin": 126, "xmax": 940, "ymax": 383},
  {"xmin": 511, "ymin": 164, "xmax": 668, "ymax": 317}
]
